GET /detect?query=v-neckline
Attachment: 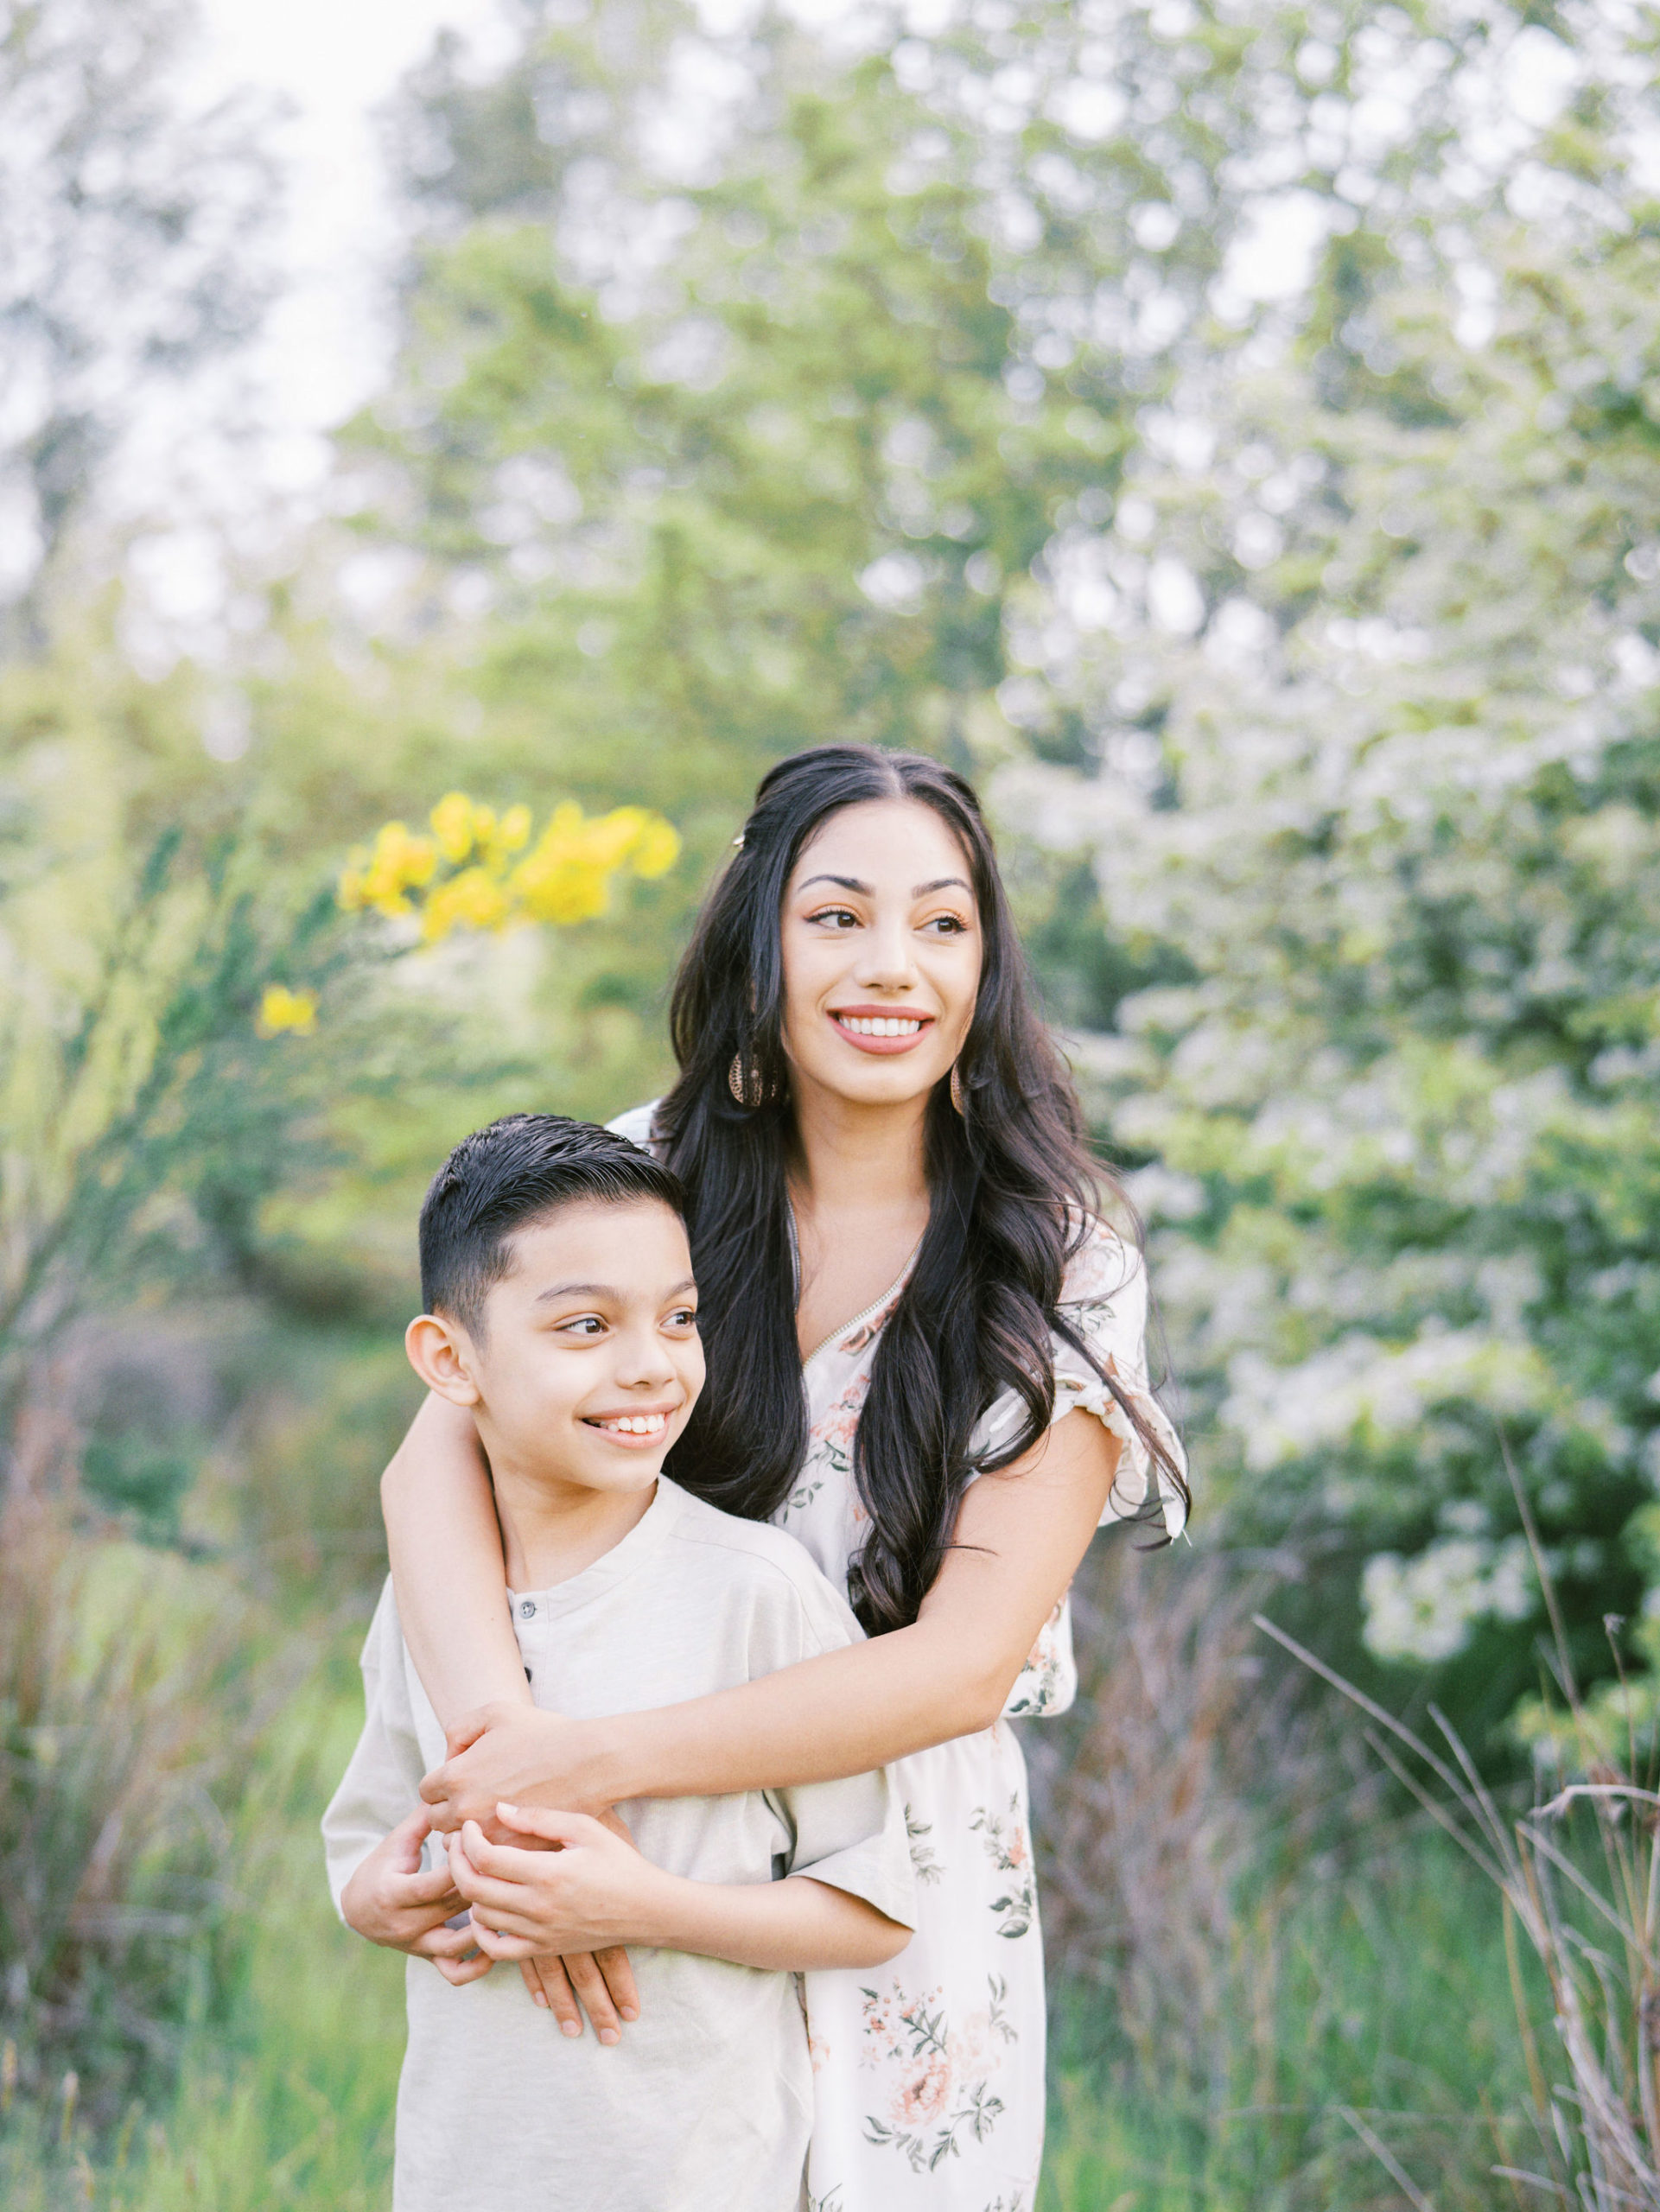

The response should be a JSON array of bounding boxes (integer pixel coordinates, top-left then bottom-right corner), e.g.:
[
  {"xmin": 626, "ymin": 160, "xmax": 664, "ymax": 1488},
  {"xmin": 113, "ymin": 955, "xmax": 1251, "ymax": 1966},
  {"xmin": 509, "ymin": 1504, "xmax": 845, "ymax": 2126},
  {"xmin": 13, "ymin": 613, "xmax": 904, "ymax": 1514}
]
[{"xmin": 798, "ymin": 1237, "xmax": 924, "ymax": 1370}]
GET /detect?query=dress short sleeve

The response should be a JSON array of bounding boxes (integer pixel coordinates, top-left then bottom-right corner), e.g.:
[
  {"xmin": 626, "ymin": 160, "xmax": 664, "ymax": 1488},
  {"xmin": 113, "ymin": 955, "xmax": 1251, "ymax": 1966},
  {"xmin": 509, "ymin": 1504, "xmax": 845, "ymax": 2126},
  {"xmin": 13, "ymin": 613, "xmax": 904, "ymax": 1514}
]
[
  {"xmin": 606, "ymin": 1100, "xmax": 665, "ymax": 1158},
  {"xmin": 966, "ymin": 1220, "xmax": 1187, "ymax": 1539}
]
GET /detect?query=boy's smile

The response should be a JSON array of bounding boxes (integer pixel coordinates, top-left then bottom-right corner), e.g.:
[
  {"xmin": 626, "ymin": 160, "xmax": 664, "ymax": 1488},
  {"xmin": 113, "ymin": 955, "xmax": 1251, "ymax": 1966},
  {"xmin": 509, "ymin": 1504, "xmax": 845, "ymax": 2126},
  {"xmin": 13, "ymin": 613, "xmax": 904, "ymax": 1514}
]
[{"xmin": 585, "ymin": 1409, "xmax": 674, "ymax": 1444}]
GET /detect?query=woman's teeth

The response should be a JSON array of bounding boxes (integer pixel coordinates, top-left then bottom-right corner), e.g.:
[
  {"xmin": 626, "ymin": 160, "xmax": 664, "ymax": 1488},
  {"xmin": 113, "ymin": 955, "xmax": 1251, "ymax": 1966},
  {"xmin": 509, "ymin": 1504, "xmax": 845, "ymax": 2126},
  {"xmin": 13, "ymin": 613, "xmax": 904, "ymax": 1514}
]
[
  {"xmin": 595, "ymin": 1414, "xmax": 667, "ymax": 1435},
  {"xmin": 838, "ymin": 1015, "xmax": 924, "ymax": 1037}
]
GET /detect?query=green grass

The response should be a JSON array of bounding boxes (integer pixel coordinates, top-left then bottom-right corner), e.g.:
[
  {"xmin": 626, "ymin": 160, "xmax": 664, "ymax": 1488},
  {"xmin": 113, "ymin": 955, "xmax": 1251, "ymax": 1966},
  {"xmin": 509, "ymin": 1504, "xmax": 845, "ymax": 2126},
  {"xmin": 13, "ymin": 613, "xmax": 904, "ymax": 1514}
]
[
  {"xmin": 3, "ymin": 1897, "xmax": 404, "ymax": 2212},
  {"xmin": 2, "ymin": 1649, "xmax": 406, "ymax": 2212},
  {"xmin": 1040, "ymin": 1836, "xmax": 1537, "ymax": 2211}
]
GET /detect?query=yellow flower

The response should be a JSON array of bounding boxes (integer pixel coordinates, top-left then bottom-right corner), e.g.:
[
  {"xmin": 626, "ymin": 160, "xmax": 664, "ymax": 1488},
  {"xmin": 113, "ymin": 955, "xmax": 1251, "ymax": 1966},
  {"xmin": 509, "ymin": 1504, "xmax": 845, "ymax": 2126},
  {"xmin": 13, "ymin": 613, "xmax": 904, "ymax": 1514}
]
[
  {"xmin": 627, "ymin": 813, "xmax": 681, "ymax": 879},
  {"xmin": 338, "ymin": 822, "xmax": 440, "ymax": 915},
  {"xmin": 342, "ymin": 794, "xmax": 679, "ymax": 942},
  {"xmin": 257, "ymin": 985, "xmax": 318, "ymax": 1037},
  {"xmin": 422, "ymin": 867, "xmax": 512, "ymax": 943},
  {"xmin": 509, "ymin": 848, "xmax": 614, "ymax": 925},
  {"xmin": 581, "ymin": 806, "xmax": 648, "ymax": 871},
  {"xmin": 495, "ymin": 802, "xmax": 533, "ymax": 854},
  {"xmin": 430, "ymin": 791, "xmax": 475, "ymax": 864}
]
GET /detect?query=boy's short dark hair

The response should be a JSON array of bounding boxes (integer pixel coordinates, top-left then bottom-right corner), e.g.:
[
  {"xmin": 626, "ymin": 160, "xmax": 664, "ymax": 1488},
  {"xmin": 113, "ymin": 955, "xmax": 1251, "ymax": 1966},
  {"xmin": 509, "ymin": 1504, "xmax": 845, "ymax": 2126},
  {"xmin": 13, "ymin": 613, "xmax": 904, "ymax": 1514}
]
[{"xmin": 419, "ymin": 1114, "xmax": 687, "ymax": 1335}]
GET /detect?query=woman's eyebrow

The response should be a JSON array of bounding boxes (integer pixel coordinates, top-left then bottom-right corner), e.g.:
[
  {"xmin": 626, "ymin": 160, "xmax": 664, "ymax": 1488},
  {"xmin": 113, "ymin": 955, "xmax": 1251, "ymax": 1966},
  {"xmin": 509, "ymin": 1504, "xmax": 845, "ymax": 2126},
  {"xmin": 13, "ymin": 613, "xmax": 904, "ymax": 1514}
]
[
  {"xmin": 797, "ymin": 872, "xmax": 972, "ymax": 896},
  {"xmin": 798, "ymin": 872, "xmax": 871, "ymax": 894}
]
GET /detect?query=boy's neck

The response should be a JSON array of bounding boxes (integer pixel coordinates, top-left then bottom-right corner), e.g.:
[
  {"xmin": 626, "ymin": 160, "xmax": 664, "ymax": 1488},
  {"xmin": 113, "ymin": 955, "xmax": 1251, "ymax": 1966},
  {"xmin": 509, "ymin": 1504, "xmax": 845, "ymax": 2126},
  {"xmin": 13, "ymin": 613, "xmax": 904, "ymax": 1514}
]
[{"xmin": 480, "ymin": 1428, "xmax": 658, "ymax": 1591}]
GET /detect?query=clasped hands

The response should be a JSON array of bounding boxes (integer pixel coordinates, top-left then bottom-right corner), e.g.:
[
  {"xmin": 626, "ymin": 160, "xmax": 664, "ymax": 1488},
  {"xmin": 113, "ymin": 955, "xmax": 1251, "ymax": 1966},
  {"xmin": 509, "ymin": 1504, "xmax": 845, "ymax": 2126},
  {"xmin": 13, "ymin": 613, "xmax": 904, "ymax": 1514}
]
[{"xmin": 344, "ymin": 1702, "xmax": 645, "ymax": 2044}]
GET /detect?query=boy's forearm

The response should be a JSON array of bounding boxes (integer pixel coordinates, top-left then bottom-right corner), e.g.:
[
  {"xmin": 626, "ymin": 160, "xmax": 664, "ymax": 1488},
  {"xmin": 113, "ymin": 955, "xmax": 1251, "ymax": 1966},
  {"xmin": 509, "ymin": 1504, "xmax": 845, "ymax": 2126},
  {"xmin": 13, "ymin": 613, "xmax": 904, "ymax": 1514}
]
[{"xmin": 638, "ymin": 1870, "xmax": 909, "ymax": 1971}]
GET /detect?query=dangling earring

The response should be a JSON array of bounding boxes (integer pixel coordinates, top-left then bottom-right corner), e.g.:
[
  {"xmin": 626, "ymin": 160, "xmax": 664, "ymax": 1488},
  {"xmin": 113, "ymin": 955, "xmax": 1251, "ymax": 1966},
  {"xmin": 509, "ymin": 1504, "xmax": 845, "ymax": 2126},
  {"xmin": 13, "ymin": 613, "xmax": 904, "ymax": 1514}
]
[
  {"xmin": 729, "ymin": 1052, "xmax": 761, "ymax": 1108},
  {"xmin": 950, "ymin": 1061, "xmax": 966, "ymax": 1116}
]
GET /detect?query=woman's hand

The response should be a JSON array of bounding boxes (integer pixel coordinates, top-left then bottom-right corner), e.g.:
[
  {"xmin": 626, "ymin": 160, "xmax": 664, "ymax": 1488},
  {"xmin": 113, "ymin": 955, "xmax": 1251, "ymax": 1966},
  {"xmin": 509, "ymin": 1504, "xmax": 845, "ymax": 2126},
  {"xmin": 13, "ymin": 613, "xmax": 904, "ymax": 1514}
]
[
  {"xmin": 420, "ymin": 1702, "xmax": 610, "ymax": 1832},
  {"xmin": 449, "ymin": 1802, "xmax": 670, "ymax": 1973},
  {"xmin": 514, "ymin": 1943, "xmax": 640, "ymax": 2042},
  {"xmin": 340, "ymin": 1806, "xmax": 493, "ymax": 1987}
]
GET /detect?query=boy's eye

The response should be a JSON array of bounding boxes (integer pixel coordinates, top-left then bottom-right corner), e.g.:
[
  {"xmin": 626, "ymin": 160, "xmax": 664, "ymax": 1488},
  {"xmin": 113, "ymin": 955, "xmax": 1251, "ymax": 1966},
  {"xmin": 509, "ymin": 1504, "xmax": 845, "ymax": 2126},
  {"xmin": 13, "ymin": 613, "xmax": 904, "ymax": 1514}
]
[{"xmin": 561, "ymin": 1315, "xmax": 607, "ymax": 1338}]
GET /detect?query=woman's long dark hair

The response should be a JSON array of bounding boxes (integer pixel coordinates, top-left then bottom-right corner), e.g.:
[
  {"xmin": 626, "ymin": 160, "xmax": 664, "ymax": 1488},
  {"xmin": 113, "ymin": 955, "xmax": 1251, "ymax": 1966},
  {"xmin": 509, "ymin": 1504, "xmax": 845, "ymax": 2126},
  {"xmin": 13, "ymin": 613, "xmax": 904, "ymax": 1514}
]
[{"xmin": 658, "ymin": 744, "xmax": 1187, "ymax": 1635}]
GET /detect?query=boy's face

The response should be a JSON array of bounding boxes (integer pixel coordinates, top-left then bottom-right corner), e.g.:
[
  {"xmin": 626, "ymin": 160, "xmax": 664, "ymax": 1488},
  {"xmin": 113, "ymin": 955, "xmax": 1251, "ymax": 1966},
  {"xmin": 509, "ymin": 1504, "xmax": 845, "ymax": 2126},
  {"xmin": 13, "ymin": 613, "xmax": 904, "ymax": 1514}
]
[{"xmin": 409, "ymin": 1198, "xmax": 704, "ymax": 1497}]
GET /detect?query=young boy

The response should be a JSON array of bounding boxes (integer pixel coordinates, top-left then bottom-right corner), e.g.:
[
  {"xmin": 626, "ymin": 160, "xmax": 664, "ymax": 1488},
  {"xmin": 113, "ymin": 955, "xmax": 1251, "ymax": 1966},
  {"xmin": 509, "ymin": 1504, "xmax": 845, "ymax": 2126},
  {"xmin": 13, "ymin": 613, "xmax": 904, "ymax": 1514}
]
[{"xmin": 322, "ymin": 1114, "xmax": 913, "ymax": 2212}]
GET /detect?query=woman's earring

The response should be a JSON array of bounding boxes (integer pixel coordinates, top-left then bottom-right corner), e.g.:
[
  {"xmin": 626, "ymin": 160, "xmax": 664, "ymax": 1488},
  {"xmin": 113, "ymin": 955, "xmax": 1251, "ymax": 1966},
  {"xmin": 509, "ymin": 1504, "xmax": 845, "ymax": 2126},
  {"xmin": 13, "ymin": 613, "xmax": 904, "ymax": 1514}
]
[
  {"xmin": 729, "ymin": 1053, "xmax": 760, "ymax": 1108},
  {"xmin": 950, "ymin": 1062, "xmax": 966, "ymax": 1116}
]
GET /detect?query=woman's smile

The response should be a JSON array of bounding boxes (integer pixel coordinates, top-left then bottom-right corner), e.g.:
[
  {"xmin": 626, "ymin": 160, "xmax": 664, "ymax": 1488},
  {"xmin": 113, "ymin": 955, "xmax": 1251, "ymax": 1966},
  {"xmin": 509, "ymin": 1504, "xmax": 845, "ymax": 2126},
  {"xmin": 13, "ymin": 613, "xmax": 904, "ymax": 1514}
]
[{"xmin": 828, "ymin": 1005, "xmax": 935, "ymax": 1055}]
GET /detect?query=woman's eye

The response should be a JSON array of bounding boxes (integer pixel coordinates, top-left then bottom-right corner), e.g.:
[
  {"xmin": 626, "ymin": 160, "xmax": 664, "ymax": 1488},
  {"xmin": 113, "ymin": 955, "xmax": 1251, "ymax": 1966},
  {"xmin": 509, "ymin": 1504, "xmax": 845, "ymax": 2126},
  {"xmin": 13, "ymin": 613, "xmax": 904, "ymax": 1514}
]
[
  {"xmin": 667, "ymin": 1308, "xmax": 697, "ymax": 1330},
  {"xmin": 808, "ymin": 906, "xmax": 859, "ymax": 930},
  {"xmin": 925, "ymin": 913, "xmax": 970, "ymax": 935}
]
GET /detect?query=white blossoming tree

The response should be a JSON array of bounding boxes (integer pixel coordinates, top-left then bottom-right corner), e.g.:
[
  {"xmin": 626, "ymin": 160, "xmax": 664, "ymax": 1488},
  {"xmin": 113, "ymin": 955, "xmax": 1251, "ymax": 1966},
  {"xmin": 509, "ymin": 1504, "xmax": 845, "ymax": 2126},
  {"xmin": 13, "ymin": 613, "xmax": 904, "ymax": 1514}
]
[{"xmin": 992, "ymin": 3, "xmax": 1660, "ymax": 1734}]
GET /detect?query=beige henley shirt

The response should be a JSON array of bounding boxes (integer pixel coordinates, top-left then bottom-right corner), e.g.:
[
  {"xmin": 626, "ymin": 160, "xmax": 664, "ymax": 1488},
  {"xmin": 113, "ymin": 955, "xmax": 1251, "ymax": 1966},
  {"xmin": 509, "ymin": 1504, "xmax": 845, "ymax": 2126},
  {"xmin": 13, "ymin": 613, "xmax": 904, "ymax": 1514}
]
[{"xmin": 322, "ymin": 1476, "xmax": 915, "ymax": 2212}]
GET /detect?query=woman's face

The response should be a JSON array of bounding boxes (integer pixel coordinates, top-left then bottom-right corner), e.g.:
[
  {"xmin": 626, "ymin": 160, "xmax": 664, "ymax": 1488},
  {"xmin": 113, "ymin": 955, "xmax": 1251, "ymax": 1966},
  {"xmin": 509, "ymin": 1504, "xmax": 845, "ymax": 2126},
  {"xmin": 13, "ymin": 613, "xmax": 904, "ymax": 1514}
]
[{"xmin": 779, "ymin": 798, "xmax": 983, "ymax": 1111}]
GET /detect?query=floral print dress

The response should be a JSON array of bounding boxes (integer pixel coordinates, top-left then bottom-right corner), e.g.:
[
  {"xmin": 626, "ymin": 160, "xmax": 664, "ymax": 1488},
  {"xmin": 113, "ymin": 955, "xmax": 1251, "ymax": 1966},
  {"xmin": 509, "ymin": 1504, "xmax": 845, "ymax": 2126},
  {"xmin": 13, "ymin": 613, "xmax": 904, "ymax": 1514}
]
[
  {"xmin": 607, "ymin": 1111, "xmax": 1185, "ymax": 2212},
  {"xmin": 791, "ymin": 1220, "xmax": 1184, "ymax": 2212}
]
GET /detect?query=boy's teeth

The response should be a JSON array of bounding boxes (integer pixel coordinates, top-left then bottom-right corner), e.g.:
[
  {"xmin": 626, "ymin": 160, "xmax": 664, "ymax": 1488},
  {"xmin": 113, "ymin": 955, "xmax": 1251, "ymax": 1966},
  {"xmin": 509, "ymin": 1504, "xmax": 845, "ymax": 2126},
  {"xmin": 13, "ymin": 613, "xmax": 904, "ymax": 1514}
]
[{"xmin": 841, "ymin": 1014, "xmax": 924, "ymax": 1037}]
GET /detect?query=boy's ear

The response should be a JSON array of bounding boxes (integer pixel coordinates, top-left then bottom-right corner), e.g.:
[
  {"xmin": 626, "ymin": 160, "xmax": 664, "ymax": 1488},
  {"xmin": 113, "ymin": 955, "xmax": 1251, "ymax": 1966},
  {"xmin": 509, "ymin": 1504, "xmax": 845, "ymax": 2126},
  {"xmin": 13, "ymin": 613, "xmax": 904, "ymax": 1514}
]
[{"xmin": 405, "ymin": 1313, "xmax": 483, "ymax": 1407}]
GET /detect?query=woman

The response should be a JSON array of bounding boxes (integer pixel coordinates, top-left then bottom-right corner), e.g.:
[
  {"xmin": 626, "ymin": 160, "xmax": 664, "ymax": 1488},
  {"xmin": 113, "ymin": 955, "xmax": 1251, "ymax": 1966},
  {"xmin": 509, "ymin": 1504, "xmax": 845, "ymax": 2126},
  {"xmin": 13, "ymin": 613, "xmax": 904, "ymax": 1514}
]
[{"xmin": 383, "ymin": 744, "xmax": 1186, "ymax": 2209}]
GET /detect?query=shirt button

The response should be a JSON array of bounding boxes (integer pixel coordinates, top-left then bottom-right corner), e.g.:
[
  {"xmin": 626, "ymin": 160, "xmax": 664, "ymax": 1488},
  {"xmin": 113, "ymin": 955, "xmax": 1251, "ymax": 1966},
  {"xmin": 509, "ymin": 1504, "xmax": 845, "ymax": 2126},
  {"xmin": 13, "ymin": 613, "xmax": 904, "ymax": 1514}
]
[{"xmin": 519, "ymin": 1599, "xmax": 536, "ymax": 1619}]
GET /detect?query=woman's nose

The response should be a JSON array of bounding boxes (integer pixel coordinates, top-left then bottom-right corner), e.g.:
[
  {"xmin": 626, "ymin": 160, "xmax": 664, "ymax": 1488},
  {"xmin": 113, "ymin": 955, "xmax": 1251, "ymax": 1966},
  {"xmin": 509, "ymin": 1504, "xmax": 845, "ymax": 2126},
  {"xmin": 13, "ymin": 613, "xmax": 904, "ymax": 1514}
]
[{"xmin": 853, "ymin": 918, "xmax": 916, "ymax": 988}]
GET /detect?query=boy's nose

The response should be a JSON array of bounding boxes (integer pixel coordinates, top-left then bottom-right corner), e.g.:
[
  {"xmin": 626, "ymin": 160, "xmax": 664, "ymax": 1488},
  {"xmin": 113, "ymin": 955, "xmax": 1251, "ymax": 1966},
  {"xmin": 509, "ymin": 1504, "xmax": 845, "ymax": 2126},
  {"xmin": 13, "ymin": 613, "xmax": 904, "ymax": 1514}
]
[{"xmin": 614, "ymin": 1333, "xmax": 675, "ymax": 1387}]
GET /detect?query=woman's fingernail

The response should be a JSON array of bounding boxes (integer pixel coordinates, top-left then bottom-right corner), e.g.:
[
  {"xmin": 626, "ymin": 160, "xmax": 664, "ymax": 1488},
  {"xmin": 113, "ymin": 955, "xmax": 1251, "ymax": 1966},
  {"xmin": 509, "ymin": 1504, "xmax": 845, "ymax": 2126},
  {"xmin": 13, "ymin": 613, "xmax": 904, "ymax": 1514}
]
[
  {"xmin": 600, "ymin": 2029, "xmax": 619, "ymax": 2046},
  {"xmin": 620, "ymin": 2007, "xmax": 639, "ymax": 2021},
  {"xmin": 532, "ymin": 1992, "xmax": 547, "ymax": 2008},
  {"xmin": 561, "ymin": 2020, "xmax": 581, "ymax": 2037}
]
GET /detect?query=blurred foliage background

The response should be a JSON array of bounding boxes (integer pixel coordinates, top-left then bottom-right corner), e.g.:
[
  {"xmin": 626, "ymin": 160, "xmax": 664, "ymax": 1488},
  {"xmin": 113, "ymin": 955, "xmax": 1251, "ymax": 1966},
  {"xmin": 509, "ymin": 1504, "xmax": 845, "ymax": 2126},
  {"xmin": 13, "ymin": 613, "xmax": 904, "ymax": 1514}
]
[{"xmin": 4, "ymin": 0, "xmax": 1660, "ymax": 2202}]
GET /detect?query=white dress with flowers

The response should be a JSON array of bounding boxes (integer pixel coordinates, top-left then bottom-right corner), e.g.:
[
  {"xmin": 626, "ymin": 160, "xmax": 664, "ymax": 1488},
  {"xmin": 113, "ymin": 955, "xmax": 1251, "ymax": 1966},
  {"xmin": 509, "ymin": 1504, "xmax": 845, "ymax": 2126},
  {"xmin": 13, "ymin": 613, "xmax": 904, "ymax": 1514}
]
[{"xmin": 608, "ymin": 1109, "xmax": 1185, "ymax": 2212}]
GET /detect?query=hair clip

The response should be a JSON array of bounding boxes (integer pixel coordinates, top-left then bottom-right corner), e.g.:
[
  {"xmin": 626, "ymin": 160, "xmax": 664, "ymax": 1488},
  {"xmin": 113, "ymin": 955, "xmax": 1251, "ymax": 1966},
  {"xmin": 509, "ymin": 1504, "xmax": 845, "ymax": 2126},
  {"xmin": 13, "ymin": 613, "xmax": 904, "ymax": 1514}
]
[{"xmin": 731, "ymin": 830, "xmax": 746, "ymax": 849}]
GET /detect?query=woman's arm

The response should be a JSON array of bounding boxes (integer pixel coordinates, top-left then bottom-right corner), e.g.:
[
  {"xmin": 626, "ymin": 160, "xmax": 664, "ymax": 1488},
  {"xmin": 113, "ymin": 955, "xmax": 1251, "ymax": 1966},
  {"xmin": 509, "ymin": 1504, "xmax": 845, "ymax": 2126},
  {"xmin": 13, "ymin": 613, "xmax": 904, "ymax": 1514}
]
[
  {"xmin": 422, "ymin": 1409, "xmax": 1119, "ymax": 1827},
  {"xmin": 381, "ymin": 1391, "xmax": 531, "ymax": 1725},
  {"xmin": 452, "ymin": 1805, "xmax": 912, "ymax": 1972}
]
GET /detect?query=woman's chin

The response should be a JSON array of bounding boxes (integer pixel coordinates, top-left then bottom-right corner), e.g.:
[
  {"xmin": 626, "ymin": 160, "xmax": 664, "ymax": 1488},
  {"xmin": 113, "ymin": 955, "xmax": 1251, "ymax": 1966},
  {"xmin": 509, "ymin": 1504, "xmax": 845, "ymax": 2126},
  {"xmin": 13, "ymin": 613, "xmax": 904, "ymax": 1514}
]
[{"xmin": 794, "ymin": 1058, "xmax": 949, "ymax": 1111}]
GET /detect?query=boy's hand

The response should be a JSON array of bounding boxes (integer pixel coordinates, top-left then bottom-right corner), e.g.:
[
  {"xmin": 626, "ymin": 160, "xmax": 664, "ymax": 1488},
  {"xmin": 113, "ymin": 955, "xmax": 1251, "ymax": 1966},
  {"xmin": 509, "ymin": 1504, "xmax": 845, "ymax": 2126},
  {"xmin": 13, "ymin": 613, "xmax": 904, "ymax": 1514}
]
[
  {"xmin": 508, "ymin": 1808, "xmax": 643, "ymax": 2042},
  {"xmin": 341, "ymin": 1806, "xmax": 493, "ymax": 1986},
  {"xmin": 448, "ymin": 1802, "xmax": 667, "ymax": 2007}
]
